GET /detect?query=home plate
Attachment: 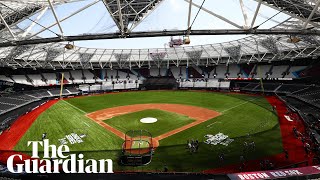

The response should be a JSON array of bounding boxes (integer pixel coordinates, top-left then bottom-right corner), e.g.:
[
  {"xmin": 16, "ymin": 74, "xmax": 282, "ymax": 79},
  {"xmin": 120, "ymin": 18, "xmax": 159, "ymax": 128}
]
[{"xmin": 140, "ymin": 117, "xmax": 158, "ymax": 124}]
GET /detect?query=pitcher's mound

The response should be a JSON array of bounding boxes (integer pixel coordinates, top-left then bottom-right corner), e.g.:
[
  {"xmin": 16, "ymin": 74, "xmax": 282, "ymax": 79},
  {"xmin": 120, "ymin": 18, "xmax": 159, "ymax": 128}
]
[{"xmin": 140, "ymin": 117, "xmax": 158, "ymax": 124}]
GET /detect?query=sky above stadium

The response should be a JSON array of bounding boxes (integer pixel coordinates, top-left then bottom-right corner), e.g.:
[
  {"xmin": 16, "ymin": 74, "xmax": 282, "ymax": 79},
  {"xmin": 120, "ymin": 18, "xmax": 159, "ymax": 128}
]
[{"xmin": 18, "ymin": 0, "xmax": 290, "ymax": 49}]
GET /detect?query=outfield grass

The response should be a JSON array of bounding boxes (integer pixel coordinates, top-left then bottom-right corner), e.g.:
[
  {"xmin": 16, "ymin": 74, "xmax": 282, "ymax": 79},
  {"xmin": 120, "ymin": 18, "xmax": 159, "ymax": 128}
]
[
  {"xmin": 151, "ymin": 125, "xmax": 282, "ymax": 172},
  {"xmin": 15, "ymin": 91, "xmax": 283, "ymax": 172},
  {"xmin": 104, "ymin": 109, "xmax": 195, "ymax": 137},
  {"xmin": 66, "ymin": 91, "xmax": 248, "ymax": 113},
  {"xmin": 14, "ymin": 100, "xmax": 123, "ymax": 152}
]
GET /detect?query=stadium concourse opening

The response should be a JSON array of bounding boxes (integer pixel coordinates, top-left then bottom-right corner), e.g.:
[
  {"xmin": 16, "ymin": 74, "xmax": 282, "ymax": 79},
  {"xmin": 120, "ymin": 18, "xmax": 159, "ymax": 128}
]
[{"xmin": 121, "ymin": 130, "xmax": 155, "ymax": 166}]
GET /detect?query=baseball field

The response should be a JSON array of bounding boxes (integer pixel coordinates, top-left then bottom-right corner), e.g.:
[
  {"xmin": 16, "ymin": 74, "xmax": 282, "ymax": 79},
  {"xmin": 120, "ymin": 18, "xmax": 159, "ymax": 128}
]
[{"xmin": 13, "ymin": 91, "xmax": 282, "ymax": 172}]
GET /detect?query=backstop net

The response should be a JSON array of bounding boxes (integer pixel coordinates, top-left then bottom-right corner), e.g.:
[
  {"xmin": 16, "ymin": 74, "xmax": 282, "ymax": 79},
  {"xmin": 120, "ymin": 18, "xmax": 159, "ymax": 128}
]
[{"xmin": 121, "ymin": 130, "xmax": 153, "ymax": 166}]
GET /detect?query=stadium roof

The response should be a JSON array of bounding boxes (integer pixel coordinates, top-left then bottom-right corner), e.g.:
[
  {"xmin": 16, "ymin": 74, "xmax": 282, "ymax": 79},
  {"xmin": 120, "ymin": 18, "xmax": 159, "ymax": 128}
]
[{"xmin": 0, "ymin": 0, "xmax": 320, "ymax": 69}]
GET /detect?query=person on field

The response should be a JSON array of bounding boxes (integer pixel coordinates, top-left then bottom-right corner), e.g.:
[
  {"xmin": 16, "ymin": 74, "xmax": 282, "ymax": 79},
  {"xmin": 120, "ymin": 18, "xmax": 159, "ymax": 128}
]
[
  {"xmin": 260, "ymin": 160, "xmax": 264, "ymax": 170},
  {"xmin": 195, "ymin": 139, "xmax": 199, "ymax": 152},
  {"xmin": 219, "ymin": 153, "xmax": 225, "ymax": 164},
  {"xmin": 244, "ymin": 141, "xmax": 248, "ymax": 147},
  {"xmin": 221, "ymin": 153, "xmax": 225, "ymax": 160},
  {"xmin": 250, "ymin": 141, "xmax": 255, "ymax": 151},
  {"xmin": 187, "ymin": 140, "xmax": 193, "ymax": 153},
  {"xmin": 305, "ymin": 143, "xmax": 311, "ymax": 156},
  {"xmin": 42, "ymin": 132, "xmax": 47, "ymax": 141},
  {"xmin": 284, "ymin": 149, "xmax": 289, "ymax": 160},
  {"xmin": 195, "ymin": 143, "xmax": 199, "ymax": 152},
  {"xmin": 269, "ymin": 162, "xmax": 274, "ymax": 170},
  {"xmin": 240, "ymin": 155, "xmax": 245, "ymax": 164},
  {"xmin": 163, "ymin": 165, "xmax": 168, "ymax": 172},
  {"xmin": 243, "ymin": 141, "xmax": 248, "ymax": 153},
  {"xmin": 293, "ymin": 127, "xmax": 298, "ymax": 138}
]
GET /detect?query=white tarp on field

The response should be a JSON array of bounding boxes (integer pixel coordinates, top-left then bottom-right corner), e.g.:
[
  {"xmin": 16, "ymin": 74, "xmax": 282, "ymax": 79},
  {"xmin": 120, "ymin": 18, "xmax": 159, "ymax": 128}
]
[{"xmin": 204, "ymin": 132, "xmax": 234, "ymax": 146}]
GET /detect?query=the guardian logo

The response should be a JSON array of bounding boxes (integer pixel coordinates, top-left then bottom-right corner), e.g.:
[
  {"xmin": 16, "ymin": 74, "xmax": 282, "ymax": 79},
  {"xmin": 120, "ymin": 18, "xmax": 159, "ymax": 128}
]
[{"xmin": 7, "ymin": 140, "xmax": 113, "ymax": 173}]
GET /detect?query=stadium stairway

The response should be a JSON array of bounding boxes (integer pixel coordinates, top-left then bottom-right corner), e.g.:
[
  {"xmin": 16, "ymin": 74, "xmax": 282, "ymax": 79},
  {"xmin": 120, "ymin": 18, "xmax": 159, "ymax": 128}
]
[{"xmin": 203, "ymin": 96, "xmax": 315, "ymax": 174}]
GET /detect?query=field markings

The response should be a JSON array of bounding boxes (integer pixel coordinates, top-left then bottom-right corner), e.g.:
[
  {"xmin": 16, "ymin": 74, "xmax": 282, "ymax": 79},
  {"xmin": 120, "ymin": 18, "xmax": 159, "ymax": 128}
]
[
  {"xmin": 220, "ymin": 97, "xmax": 259, "ymax": 114},
  {"xmin": 206, "ymin": 121, "xmax": 221, "ymax": 128},
  {"xmin": 83, "ymin": 122, "xmax": 91, "ymax": 127},
  {"xmin": 62, "ymin": 100, "xmax": 87, "ymax": 114}
]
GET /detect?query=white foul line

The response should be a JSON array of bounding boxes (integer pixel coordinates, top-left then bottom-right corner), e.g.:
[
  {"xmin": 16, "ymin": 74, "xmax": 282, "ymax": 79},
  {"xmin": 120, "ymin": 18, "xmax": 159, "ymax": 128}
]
[
  {"xmin": 62, "ymin": 100, "xmax": 87, "ymax": 114},
  {"xmin": 206, "ymin": 121, "xmax": 221, "ymax": 128},
  {"xmin": 221, "ymin": 98, "xmax": 258, "ymax": 113},
  {"xmin": 83, "ymin": 122, "xmax": 91, "ymax": 127},
  {"xmin": 206, "ymin": 98, "xmax": 259, "ymax": 128}
]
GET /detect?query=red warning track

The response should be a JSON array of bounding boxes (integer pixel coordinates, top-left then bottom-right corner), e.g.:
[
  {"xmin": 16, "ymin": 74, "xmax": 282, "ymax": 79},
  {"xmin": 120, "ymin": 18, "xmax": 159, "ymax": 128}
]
[{"xmin": 0, "ymin": 100, "xmax": 58, "ymax": 164}]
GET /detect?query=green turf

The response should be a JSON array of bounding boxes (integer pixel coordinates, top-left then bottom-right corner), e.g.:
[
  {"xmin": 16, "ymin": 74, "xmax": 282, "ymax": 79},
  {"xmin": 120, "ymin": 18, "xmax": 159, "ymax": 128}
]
[
  {"xmin": 14, "ymin": 91, "xmax": 283, "ymax": 172},
  {"xmin": 151, "ymin": 125, "xmax": 282, "ymax": 172},
  {"xmin": 103, "ymin": 109, "xmax": 195, "ymax": 137},
  {"xmin": 14, "ymin": 100, "xmax": 123, "ymax": 152},
  {"xmin": 66, "ymin": 91, "xmax": 248, "ymax": 113}
]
